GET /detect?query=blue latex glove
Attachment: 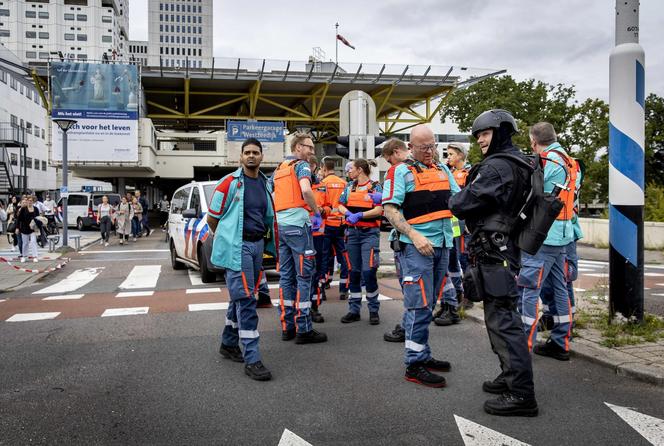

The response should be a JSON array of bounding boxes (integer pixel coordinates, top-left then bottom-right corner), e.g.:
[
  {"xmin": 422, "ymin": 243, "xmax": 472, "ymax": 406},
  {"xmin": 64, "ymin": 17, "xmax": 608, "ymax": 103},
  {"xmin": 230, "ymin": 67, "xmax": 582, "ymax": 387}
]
[
  {"xmin": 369, "ymin": 192, "xmax": 383, "ymax": 205},
  {"xmin": 346, "ymin": 212, "xmax": 363, "ymax": 225},
  {"xmin": 311, "ymin": 213, "xmax": 322, "ymax": 231}
]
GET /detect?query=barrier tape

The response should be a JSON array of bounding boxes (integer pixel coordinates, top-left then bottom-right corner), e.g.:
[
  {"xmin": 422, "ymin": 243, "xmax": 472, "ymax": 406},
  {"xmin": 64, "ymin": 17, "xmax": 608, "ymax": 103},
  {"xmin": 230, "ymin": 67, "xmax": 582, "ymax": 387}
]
[{"xmin": 0, "ymin": 256, "xmax": 71, "ymax": 274}]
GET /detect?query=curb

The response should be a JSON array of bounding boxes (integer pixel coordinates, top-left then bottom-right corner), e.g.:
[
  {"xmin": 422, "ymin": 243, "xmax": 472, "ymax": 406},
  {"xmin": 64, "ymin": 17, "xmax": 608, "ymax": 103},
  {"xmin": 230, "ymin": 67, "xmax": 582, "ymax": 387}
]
[{"xmin": 463, "ymin": 306, "xmax": 664, "ymax": 388}]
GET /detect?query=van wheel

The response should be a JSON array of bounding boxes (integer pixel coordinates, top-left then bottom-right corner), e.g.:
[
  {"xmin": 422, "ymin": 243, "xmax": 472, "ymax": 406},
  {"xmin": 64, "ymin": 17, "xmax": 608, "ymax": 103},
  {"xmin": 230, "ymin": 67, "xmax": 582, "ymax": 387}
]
[
  {"xmin": 170, "ymin": 240, "xmax": 184, "ymax": 270},
  {"xmin": 198, "ymin": 245, "xmax": 216, "ymax": 283},
  {"xmin": 77, "ymin": 218, "xmax": 85, "ymax": 231}
]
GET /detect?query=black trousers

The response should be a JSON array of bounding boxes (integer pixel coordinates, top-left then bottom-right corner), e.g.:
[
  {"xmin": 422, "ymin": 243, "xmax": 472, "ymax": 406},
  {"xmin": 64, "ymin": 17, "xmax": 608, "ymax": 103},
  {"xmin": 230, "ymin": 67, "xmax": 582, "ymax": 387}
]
[{"xmin": 483, "ymin": 293, "xmax": 535, "ymax": 399}]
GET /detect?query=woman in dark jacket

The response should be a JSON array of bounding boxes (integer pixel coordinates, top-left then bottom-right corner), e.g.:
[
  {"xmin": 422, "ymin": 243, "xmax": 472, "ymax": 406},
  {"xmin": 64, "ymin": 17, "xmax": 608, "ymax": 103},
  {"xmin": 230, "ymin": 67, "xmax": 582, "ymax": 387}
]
[{"xmin": 15, "ymin": 196, "xmax": 39, "ymax": 263}]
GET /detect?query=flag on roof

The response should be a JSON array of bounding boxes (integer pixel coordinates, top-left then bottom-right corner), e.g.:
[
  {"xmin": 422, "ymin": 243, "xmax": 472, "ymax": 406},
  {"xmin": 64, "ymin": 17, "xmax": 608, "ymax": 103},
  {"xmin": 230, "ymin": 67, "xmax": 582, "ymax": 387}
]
[{"xmin": 336, "ymin": 34, "xmax": 355, "ymax": 50}]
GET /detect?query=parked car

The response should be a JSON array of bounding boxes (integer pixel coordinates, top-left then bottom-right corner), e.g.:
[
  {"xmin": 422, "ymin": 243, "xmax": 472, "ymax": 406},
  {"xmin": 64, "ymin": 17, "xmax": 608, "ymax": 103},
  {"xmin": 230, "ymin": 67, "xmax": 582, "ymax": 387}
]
[
  {"xmin": 57, "ymin": 192, "xmax": 121, "ymax": 230},
  {"xmin": 168, "ymin": 181, "xmax": 277, "ymax": 283}
]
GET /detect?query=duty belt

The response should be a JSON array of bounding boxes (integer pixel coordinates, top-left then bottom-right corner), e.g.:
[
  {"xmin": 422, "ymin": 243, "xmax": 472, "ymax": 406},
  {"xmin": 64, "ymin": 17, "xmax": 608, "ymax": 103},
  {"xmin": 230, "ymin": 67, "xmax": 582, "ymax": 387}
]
[{"xmin": 243, "ymin": 231, "xmax": 265, "ymax": 242}]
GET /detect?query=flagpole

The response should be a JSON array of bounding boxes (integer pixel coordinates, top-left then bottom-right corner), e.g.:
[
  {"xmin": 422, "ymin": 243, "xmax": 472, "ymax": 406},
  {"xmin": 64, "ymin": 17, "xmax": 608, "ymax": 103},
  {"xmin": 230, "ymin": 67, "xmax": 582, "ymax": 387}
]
[{"xmin": 335, "ymin": 22, "xmax": 339, "ymax": 66}]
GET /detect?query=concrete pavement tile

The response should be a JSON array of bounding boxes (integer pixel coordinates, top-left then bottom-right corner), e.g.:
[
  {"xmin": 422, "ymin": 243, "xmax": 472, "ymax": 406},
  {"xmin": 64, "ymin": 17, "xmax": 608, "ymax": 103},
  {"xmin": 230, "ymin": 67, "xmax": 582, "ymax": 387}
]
[{"xmin": 617, "ymin": 362, "xmax": 664, "ymax": 386}]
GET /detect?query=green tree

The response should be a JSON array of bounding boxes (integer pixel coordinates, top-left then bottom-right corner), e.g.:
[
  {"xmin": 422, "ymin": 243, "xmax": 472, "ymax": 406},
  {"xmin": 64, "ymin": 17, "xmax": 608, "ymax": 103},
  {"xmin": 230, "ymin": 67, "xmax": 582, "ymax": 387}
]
[{"xmin": 645, "ymin": 93, "xmax": 664, "ymax": 186}]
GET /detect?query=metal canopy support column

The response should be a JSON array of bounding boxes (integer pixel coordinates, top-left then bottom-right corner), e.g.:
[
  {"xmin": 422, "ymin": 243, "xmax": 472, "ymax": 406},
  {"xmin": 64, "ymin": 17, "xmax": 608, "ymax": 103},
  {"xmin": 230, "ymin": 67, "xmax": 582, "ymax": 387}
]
[
  {"xmin": 248, "ymin": 80, "xmax": 262, "ymax": 118},
  {"xmin": 183, "ymin": 77, "xmax": 190, "ymax": 118}
]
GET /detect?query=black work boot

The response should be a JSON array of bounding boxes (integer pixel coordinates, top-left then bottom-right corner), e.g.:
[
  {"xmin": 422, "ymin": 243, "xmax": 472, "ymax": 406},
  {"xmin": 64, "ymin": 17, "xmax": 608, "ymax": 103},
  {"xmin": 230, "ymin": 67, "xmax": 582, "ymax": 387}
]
[
  {"xmin": 295, "ymin": 329, "xmax": 328, "ymax": 344},
  {"xmin": 449, "ymin": 305, "xmax": 461, "ymax": 324},
  {"xmin": 482, "ymin": 373, "xmax": 509, "ymax": 394},
  {"xmin": 434, "ymin": 304, "xmax": 456, "ymax": 326},
  {"xmin": 369, "ymin": 312, "xmax": 380, "ymax": 325},
  {"xmin": 244, "ymin": 361, "xmax": 272, "ymax": 381},
  {"xmin": 341, "ymin": 312, "xmax": 361, "ymax": 323},
  {"xmin": 219, "ymin": 344, "xmax": 243, "ymax": 363},
  {"xmin": 405, "ymin": 363, "xmax": 446, "ymax": 388},
  {"xmin": 339, "ymin": 292, "xmax": 348, "ymax": 300},
  {"xmin": 422, "ymin": 357, "xmax": 451, "ymax": 372},
  {"xmin": 484, "ymin": 393, "xmax": 539, "ymax": 417},
  {"xmin": 459, "ymin": 291, "xmax": 474, "ymax": 310},
  {"xmin": 534, "ymin": 339, "xmax": 570, "ymax": 361},
  {"xmin": 281, "ymin": 328, "xmax": 296, "ymax": 341},
  {"xmin": 384, "ymin": 324, "xmax": 405, "ymax": 342},
  {"xmin": 433, "ymin": 304, "xmax": 445, "ymax": 319},
  {"xmin": 256, "ymin": 292, "xmax": 273, "ymax": 309},
  {"xmin": 311, "ymin": 307, "xmax": 325, "ymax": 323}
]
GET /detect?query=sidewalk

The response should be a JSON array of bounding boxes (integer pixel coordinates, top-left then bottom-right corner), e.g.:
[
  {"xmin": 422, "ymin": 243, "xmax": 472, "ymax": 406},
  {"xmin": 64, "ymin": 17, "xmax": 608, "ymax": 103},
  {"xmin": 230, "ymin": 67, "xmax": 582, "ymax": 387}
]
[
  {"xmin": 0, "ymin": 230, "xmax": 100, "ymax": 293},
  {"xmin": 464, "ymin": 304, "xmax": 664, "ymax": 387}
]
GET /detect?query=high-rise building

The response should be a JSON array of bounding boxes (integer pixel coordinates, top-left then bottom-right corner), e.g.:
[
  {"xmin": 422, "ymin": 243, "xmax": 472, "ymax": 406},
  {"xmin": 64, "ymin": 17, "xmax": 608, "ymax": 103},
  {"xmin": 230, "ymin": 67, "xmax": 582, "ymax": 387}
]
[
  {"xmin": 0, "ymin": 0, "xmax": 129, "ymax": 64},
  {"xmin": 128, "ymin": 39, "xmax": 148, "ymax": 66},
  {"xmin": 147, "ymin": 0, "xmax": 213, "ymax": 69}
]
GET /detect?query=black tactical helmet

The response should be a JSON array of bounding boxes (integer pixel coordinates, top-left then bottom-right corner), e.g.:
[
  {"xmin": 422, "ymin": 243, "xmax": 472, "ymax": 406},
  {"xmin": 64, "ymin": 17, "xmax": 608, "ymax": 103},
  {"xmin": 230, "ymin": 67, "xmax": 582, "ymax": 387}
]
[{"xmin": 471, "ymin": 109, "xmax": 518, "ymax": 138}]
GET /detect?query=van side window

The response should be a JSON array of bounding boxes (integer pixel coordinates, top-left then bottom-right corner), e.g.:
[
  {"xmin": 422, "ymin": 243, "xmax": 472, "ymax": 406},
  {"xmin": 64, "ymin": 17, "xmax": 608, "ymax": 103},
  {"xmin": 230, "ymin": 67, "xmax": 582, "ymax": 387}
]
[
  {"xmin": 68, "ymin": 195, "xmax": 87, "ymax": 206},
  {"xmin": 190, "ymin": 187, "xmax": 201, "ymax": 213},
  {"xmin": 171, "ymin": 187, "xmax": 190, "ymax": 214}
]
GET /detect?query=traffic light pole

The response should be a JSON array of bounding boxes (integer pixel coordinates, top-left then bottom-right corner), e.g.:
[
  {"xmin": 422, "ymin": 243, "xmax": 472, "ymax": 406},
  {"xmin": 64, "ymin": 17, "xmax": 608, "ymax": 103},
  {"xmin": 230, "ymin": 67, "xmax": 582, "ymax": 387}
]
[{"xmin": 608, "ymin": 0, "xmax": 645, "ymax": 322}]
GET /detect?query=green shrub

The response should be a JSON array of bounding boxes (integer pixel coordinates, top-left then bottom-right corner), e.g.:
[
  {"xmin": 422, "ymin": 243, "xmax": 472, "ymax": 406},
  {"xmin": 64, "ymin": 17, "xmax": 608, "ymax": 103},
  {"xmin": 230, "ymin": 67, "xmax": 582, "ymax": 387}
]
[{"xmin": 645, "ymin": 183, "xmax": 664, "ymax": 222}]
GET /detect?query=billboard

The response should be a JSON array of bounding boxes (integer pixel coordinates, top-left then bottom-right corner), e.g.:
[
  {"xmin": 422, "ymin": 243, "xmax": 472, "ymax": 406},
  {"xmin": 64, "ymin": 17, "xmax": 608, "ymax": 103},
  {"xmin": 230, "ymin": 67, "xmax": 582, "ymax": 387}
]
[
  {"xmin": 227, "ymin": 120, "xmax": 284, "ymax": 142},
  {"xmin": 50, "ymin": 62, "xmax": 139, "ymax": 163}
]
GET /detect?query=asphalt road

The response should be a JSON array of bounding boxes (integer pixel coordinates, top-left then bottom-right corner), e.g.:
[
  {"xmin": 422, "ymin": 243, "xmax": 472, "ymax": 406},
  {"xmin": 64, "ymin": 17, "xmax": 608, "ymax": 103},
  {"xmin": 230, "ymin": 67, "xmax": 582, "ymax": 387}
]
[{"xmin": 1, "ymin": 236, "xmax": 663, "ymax": 445}]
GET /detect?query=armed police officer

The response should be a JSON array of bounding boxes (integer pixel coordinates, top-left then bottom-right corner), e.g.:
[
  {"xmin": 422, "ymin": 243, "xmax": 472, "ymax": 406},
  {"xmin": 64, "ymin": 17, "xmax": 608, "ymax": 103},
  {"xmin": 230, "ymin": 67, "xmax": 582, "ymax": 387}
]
[{"xmin": 449, "ymin": 110, "xmax": 538, "ymax": 417}]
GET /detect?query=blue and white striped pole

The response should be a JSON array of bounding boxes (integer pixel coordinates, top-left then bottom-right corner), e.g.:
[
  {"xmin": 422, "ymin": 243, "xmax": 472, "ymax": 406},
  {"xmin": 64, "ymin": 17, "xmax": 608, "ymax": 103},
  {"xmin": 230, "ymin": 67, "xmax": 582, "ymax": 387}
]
[{"xmin": 609, "ymin": 0, "xmax": 645, "ymax": 322}]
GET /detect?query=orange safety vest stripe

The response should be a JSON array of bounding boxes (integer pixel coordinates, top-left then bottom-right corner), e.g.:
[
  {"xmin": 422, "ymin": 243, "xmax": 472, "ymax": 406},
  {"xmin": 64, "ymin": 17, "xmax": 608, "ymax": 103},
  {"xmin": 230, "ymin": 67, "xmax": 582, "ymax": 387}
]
[
  {"xmin": 321, "ymin": 175, "xmax": 347, "ymax": 227},
  {"xmin": 403, "ymin": 163, "xmax": 452, "ymax": 224},
  {"xmin": 543, "ymin": 149, "xmax": 577, "ymax": 221},
  {"xmin": 273, "ymin": 160, "xmax": 309, "ymax": 212},
  {"xmin": 345, "ymin": 181, "xmax": 381, "ymax": 228}
]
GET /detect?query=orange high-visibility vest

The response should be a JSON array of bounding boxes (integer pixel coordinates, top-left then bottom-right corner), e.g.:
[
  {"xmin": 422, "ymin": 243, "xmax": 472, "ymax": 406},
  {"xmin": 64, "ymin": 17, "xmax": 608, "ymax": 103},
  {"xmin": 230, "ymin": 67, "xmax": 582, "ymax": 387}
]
[
  {"xmin": 345, "ymin": 181, "xmax": 382, "ymax": 228},
  {"xmin": 543, "ymin": 149, "xmax": 577, "ymax": 221},
  {"xmin": 321, "ymin": 174, "xmax": 347, "ymax": 227},
  {"xmin": 402, "ymin": 161, "xmax": 452, "ymax": 224},
  {"xmin": 452, "ymin": 167, "xmax": 469, "ymax": 188},
  {"xmin": 311, "ymin": 181, "xmax": 326, "ymax": 235},
  {"xmin": 273, "ymin": 159, "xmax": 310, "ymax": 212}
]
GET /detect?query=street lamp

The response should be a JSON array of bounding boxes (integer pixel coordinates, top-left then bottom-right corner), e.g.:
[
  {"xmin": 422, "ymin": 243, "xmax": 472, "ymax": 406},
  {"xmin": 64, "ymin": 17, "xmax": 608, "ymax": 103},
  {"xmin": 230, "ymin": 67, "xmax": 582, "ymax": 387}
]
[{"xmin": 52, "ymin": 118, "xmax": 77, "ymax": 251}]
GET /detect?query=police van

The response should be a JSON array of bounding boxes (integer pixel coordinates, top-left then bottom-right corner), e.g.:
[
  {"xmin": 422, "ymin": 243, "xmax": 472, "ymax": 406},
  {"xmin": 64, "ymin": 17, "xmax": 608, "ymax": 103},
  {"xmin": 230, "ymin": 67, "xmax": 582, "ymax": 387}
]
[{"xmin": 167, "ymin": 181, "xmax": 276, "ymax": 283}]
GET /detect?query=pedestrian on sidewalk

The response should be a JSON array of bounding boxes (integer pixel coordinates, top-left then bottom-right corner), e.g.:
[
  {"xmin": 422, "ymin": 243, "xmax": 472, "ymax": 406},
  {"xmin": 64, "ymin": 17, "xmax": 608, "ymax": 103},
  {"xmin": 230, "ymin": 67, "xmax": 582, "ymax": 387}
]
[
  {"xmin": 97, "ymin": 195, "xmax": 114, "ymax": 247},
  {"xmin": 6, "ymin": 196, "xmax": 21, "ymax": 253},
  {"xmin": 131, "ymin": 197, "xmax": 143, "ymax": 242},
  {"xmin": 116, "ymin": 196, "xmax": 132, "ymax": 245},
  {"xmin": 135, "ymin": 190, "xmax": 152, "ymax": 237},
  {"xmin": 159, "ymin": 194, "xmax": 170, "ymax": 230},
  {"xmin": 0, "ymin": 199, "xmax": 6, "ymax": 235},
  {"xmin": 15, "ymin": 196, "xmax": 39, "ymax": 263}
]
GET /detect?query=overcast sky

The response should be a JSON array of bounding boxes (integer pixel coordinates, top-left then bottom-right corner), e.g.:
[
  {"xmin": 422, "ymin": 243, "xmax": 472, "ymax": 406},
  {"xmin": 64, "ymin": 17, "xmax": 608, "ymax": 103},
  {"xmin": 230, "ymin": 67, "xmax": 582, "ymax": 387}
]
[{"xmin": 129, "ymin": 0, "xmax": 663, "ymax": 102}]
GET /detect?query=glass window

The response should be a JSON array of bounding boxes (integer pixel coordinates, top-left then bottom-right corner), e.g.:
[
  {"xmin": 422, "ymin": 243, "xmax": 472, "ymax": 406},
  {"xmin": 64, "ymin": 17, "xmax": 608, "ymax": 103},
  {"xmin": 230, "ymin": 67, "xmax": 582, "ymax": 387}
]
[
  {"xmin": 41, "ymin": 129, "xmax": 45, "ymax": 139},
  {"xmin": 10, "ymin": 153, "xmax": 17, "ymax": 166},
  {"xmin": 39, "ymin": 52, "xmax": 49, "ymax": 59},
  {"xmin": 0, "ymin": 70, "xmax": 6, "ymax": 83},
  {"xmin": 190, "ymin": 186, "xmax": 201, "ymax": 212},
  {"xmin": 77, "ymin": 34, "xmax": 87, "ymax": 41},
  {"xmin": 0, "ymin": 30, "xmax": 9, "ymax": 37},
  {"xmin": 64, "ymin": 13, "xmax": 74, "ymax": 20},
  {"xmin": 77, "ymin": 14, "xmax": 87, "ymax": 21},
  {"xmin": 0, "ymin": 9, "xmax": 9, "ymax": 17},
  {"xmin": 171, "ymin": 187, "xmax": 190, "ymax": 214},
  {"xmin": 34, "ymin": 158, "xmax": 39, "ymax": 169},
  {"xmin": 64, "ymin": 33, "xmax": 74, "ymax": 40},
  {"xmin": 77, "ymin": 54, "xmax": 87, "ymax": 60},
  {"xmin": 159, "ymin": 24, "xmax": 163, "ymax": 32},
  {"xmin": 102, "ymin": 35, "xmax": 112, "ymax": 43},
  {"xmin": 10, "ymin": 77, "xmax": 17, "ymax": 90},
  {"xmin": 176, "ymin": 4, "xmax": 180, "ymax": 12},
  {"xmin": 102, "ymin": 15, "xmax": 112, "ymax": 23},
  {"xmin": 26, "ymin": 31, "xmax": 37, "ymax": 38},
  {"xmin": 10, "ymin": 115, "xmax": 17, "ymax": 126},
  {"xmin": 25, "ymin": 157, "xmax": 32, "ymax": 169},
  {"xmin": 38, "ymin": 11, "xmax": 49, "ymax": 19},
  {"xmin": 67, "ymin": 195, "xmax": 87, "ymax": 206},
  {"xmin": 26, "ymin": 122, "xmax": 32, "ymax": 134},
  {"xmin": 42, "ymin": 160, "xmax": 47, "ymax": 171},
  {"xmin": 39, "ymin": 32, "xmax": 49, "ymax": 39},
  {"xmin": 159, "ymin": 3, "xmax": 163, "ymax": 11},
  {"xmin": 26, "ymin": 11, "xmax": 37, "ymax": 18},
  {"xmin": 159, "ymin": 13, "xmax": 162, "ymax": 21}
]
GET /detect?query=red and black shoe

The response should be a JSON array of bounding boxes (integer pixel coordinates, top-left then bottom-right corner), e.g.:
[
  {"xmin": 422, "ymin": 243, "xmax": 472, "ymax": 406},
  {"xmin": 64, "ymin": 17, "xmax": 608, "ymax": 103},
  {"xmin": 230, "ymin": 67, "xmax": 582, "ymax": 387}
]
[{"xmin": 405, "ymin": 363, "xmax": 446, "ymax": 388}]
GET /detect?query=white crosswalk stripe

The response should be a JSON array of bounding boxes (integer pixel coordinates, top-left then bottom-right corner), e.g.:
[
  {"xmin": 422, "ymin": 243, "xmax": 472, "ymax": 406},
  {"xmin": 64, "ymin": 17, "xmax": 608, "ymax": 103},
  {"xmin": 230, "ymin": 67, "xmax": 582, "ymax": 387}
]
[
  {"xmin": 119, "ymin": 265, "xmax": 162, "ymax": 290},
  {"xmin": 605, "ymin": 403, "xmax": 664, "ymax": 446},
  {"xmin": 278, "ymin": 429, "xmax": 312, "ymax": 446},
  {"xmin": 188, "ymin": 269, "xmax": 204, "ymax": 286},
  {"xmin": 188, "ymin": 302, "xmax": 229, "ymax": 311},
  {"xmin": 6, "ymin": 312, "xmax": 61, "ymax": 322},
  {"xmin": 42, "ymin": 294, "xmax": 85, "ymax": 300},
  {"xmin": 101, "ymin": 307, "xmax": 149, "ymax": 317},
  {"xmin": 33, "ymin": 268, "xmax": 104, "ymax": 295},
  {"xmin": 116, "ymin": 291, "xmax": 154, "ymax": 298},
  {"xmin": 454, "ymin": 415, "xmax": 530, "ymax": 445}
]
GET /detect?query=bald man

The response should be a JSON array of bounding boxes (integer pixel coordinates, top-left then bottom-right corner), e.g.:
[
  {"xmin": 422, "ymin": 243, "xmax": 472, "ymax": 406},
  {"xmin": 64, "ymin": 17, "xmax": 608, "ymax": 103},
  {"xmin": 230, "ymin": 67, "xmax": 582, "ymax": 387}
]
[{"xmin": 382, "ymin": 125, "xmax": 460, "ymax": 388}]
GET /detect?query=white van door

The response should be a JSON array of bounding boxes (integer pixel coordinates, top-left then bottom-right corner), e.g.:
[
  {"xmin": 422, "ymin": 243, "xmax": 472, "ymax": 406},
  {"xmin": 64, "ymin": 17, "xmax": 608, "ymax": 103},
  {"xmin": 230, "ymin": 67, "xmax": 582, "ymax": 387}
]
[
  {"xmin": 66, "ymin": 194, "xmax": 88, "ymax": 227},
  {"xmin": 169, "ymin": 186, "xmax": 191, "ymax": 258}
]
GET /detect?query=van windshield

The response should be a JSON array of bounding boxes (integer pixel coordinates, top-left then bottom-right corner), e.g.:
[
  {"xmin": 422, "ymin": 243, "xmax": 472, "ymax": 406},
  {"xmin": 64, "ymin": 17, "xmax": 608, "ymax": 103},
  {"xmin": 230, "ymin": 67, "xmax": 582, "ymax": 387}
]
[{"xmin": 93, "ymin": 194, "xmax": 121, "ymax": 206}]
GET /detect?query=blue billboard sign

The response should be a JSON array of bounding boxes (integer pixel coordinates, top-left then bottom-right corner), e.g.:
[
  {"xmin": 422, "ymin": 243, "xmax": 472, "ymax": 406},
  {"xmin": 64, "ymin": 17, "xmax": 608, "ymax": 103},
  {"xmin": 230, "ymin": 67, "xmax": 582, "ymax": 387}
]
[{"xmin": 227, "ymin": 120, "xmax": 285, "ymax": 142}]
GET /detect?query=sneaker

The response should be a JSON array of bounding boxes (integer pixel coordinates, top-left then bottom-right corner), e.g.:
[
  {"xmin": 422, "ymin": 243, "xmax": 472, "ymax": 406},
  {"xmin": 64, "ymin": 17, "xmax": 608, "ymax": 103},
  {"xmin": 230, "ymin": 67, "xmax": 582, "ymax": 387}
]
[
  {"xmin": 339, "ymin": 292, "xmax": 348, "ymax": 301},
  {"xmin": 405, "ymin": 363, "xmax": 446, "ymax": 388},
  {"xmin": 422, "ymin": 357, "xmax": 451, "ymax": 372},
  {"xmin": 340, "ymin": 312, "xmax": 361, "ymax": 323},
  {"xmin": 20, "ymin": 257, "xmax": 26, "ymax": 263},
  {"xmin": 104, "ymin": 242, "xmax": 109, "ymax": 247},
  {"xmin": 369, "ymin": 312, "xmax": 380, "ymax": 325},
  {"xmin": 219, "ymin": 344, "xmax": 244, "ymax": 363},
  {"xmin": 295, "ymin": 329, "xmax": 328, "ymax": 344},
  {"xmin": 100, "ymin": 240, "xmax": 104, "ymax": 245},
  {"xmin": 482, "ymin": 374, "xmax": 509, "ymax": 394},
  {"xmin": 256, "ymin": 293, "xmax": 273, "ymax": 309},
  {"xmin": 244, "ymin": 361, "xmax": 272, "ymax": 381},
  {"xmin": 33, "ymin": 258, "xmax": 38, "ymax": 263},
  {"xmin": 311, "ymin": 309, "xmax": 325, "ymax": 323},
  {"xmin": 484, "ymin": 393, "xmax": 539, "ymax": 417},
  {"xmin": 149, "ymin": 229, "xmax": 154, "ymax": 236},
  {"xmin": 11, "ymin": 246, "xmax": 16, "ymax": 252},
  {"xmin": 281, "ymin": 328, "xmax": 296, "ymax": 341},
  {"xmin": 120, "ymin": 239, "xmax": 124, "ymax": 245},
  {"xmin": 133, "ymin": 237, "xmax": 137, "ymax": 242},
  {"xmin": 384, "ymin": 324, "xmax": 405, "ymax": 342},
  {"xmin": 533, "ymin": 339, "xmax": 570, "ymax": 361}
]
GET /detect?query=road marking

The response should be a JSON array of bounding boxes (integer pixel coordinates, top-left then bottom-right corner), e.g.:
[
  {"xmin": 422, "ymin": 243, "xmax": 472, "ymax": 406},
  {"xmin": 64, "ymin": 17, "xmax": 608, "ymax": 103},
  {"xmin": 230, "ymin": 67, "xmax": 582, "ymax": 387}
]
[
  {"xmin": 188, "ymin": 302, "xmax": 229, "ymax": 312},
  {"xmin": 0, "ymin": 299, "xmax": 6, "ymax": 303},
  {"xmin": 577, "ymin": 267, "xmax": 598, "ymax": 272},
  {"xmin": 652, "ymin": 293, "xmax": 664, "ymax": 297},
  {"xmin": 186, "ymin": 287, "xmax": 222, "ymax": 294},
  {"xmin": 574, "ymin": 288, "xmax": 586, "ymax": 292},
  {"xmin": 278, "ymin": 429, "xmax": 313, "ymax": 446},
  {"xmin": 454, "ymin": 414, "xmax": 530, "ymax": 445},
  {"xmin": 101, "ymin": 307, "xmax": 149, "ymax": 317},
  {"xmin": 644, "ymin": 272, "xmax": 664, "ymax": 277},
  {"xmin": 361, "ymin": 294, "xmax": 393, "ymax": 301},
  {"xmin": 577, "ymin": 259, "xmax": 664, "ymax": 270},
  {"xmin": 119, "ymin": 265, "xmax": 161, "ymax": 289},
  {"xmin": 33, "ymin": 267, "xmax": 104, "ymax": 295},
  {"xmin": 585, "ymin": 273, "xmax": 609, "ymax": 278},
  {"xmin": 656, "ymin": 283, "xmax": 664, "ymax": 287},
  {"xmin": 82, "ymin": 249, "xmax": 169, "ymax": 254},
  {"xmin": 116, "ymin": 291, "xmax": 154, "ymax": 298},
  {"xmin": 42, "ymin": 294, "xmax": 85, "ymax": 300},
  {"xmin": 605, "ymin": 402, "xmax": 664, "ymax": 446},
  {"xmin": 188, "ymin": 269, "xmax": 204, "ymax": 286},
  {"xmin": 7, "ymin": 312, "xmax": 61, "ymax": 322}
]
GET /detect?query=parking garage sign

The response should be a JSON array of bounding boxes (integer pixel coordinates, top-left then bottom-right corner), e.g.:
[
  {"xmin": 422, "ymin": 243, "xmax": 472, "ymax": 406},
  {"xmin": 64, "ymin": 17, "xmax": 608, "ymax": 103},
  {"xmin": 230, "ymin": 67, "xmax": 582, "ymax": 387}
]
[{"xmin": 227, "ymin": 121, "xmax": 284, "ymax": 143}]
